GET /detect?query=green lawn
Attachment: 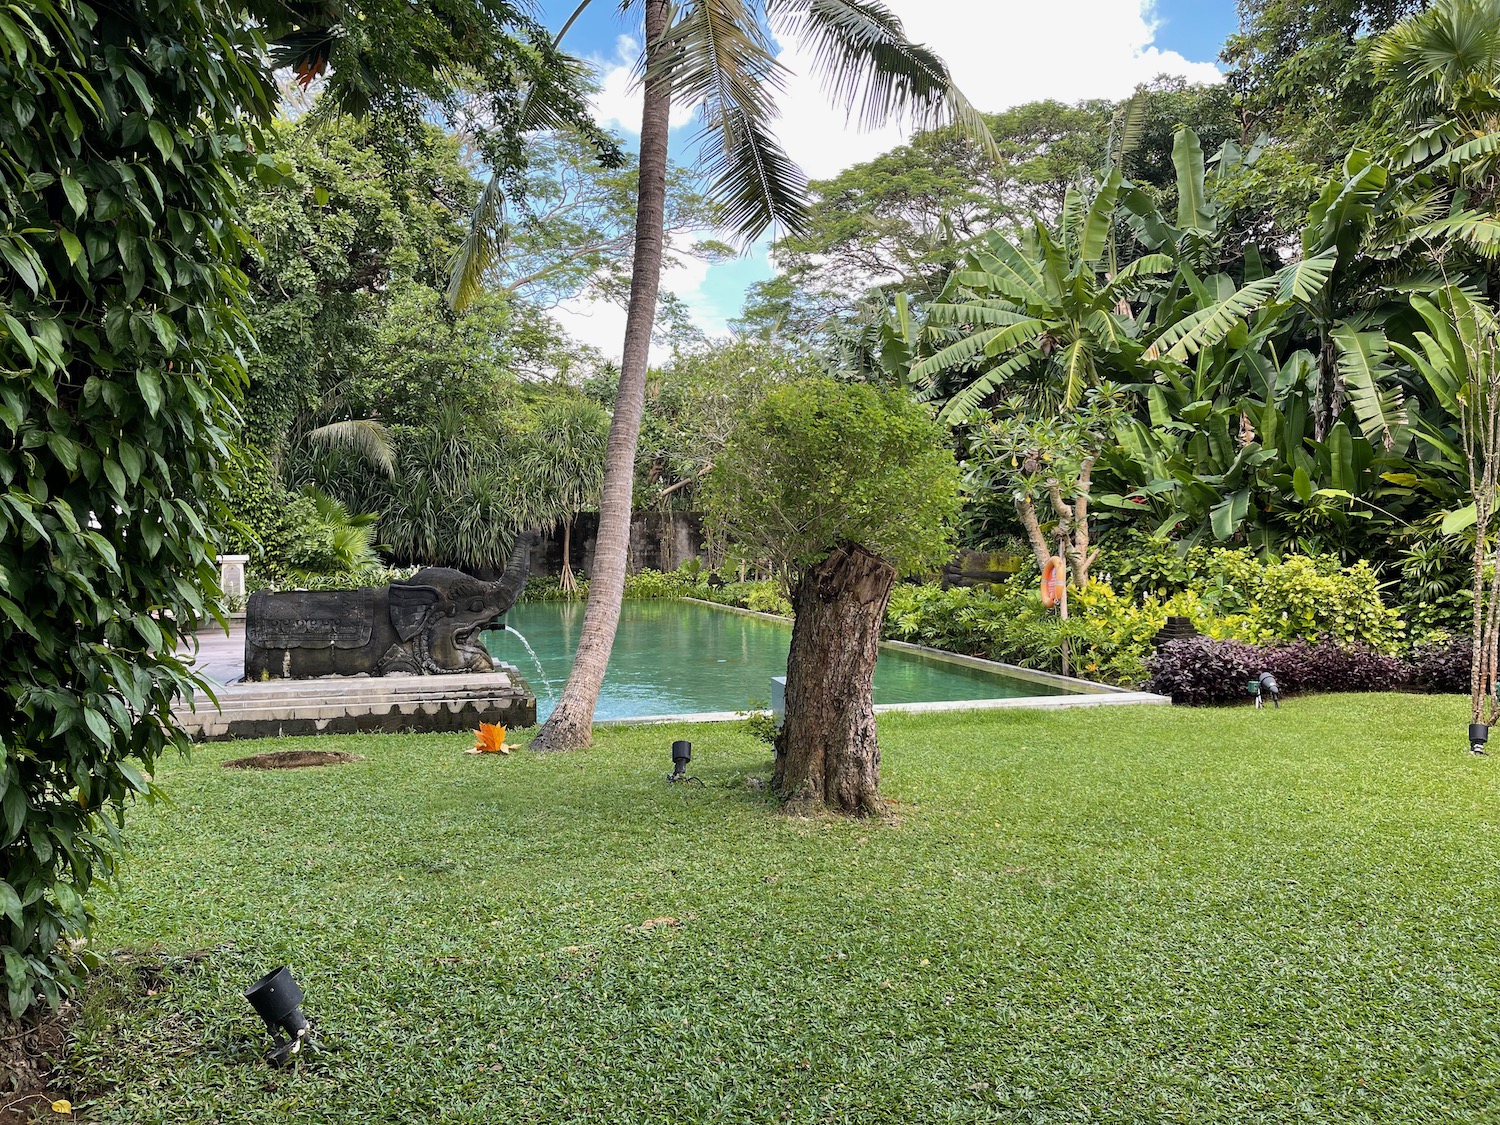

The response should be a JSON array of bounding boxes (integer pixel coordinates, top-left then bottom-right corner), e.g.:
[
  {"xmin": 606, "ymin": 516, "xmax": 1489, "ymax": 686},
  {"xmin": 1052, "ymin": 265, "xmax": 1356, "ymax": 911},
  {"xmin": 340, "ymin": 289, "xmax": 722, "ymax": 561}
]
[{"xmin": 64, "ymin": 695, "xmax": 1500, "ymax": 1123}]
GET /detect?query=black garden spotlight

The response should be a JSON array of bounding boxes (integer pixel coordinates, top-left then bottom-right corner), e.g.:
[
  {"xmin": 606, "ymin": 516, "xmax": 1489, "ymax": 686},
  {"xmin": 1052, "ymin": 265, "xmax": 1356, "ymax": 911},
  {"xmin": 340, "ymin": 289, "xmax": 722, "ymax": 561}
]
[
  {"xmin": 1470, "ymin": 722, "xmax": 1490, "ymax": 756},
  {"xmin": 244, "ymin": 965, "xmax": 315, "ymax": 1065},
  {"xmin": 1249, "ymin": 671, "xmax": 1281, "ymax": 709},
  {"xmin": 669, "ymin": 740, "xmax": 692, "ymax": 782},
  {"xmin": 667, "ymin": 740, "xmax": 705, "ymax": 785}
]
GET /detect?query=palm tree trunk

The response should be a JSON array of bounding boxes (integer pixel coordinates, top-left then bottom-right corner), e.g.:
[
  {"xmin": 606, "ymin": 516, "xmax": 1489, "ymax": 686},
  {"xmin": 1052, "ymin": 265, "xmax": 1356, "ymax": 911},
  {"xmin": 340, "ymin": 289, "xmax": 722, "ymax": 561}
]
[{"xmin": 531, "ymin": 0, "xmax": 671, "ymax": 750}]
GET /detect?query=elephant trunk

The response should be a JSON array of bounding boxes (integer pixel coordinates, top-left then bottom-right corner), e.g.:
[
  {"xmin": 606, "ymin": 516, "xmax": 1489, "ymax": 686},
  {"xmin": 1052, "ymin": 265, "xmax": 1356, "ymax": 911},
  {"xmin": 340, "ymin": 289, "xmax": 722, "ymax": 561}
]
[{"xmin": 492, "ymin": 532, "xmax": 537, "ymax": 615}]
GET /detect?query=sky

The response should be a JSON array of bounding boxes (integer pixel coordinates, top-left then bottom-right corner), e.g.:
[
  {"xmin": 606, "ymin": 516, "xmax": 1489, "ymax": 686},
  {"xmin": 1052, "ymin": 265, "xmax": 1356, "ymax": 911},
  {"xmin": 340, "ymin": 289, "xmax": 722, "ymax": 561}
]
[{"xmin": 531, "ymin": 0, "xmax": 1241, "ymax": 359}]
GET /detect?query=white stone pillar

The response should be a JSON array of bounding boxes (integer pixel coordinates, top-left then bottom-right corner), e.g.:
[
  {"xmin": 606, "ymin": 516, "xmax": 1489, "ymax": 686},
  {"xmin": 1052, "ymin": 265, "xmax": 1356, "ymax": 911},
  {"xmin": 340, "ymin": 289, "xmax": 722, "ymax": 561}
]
[{"xmin": 218, "ymin": 554, "xmax": 250, "ymax": 599}]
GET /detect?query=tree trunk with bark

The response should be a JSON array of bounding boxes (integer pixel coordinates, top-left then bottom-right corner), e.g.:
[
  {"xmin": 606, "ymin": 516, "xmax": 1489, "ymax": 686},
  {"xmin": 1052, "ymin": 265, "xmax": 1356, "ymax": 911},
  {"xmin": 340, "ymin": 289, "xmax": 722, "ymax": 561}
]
[
  {"xmin": 774, "ymin": 544, "xmax": 897, "ymax": 817},
  {"xmin": 558, "ymin": 518, "xmax": 576, "ymax": 595},
  {"xmin": 531, "ymin": 0, "xmax": 672, "ymax": 751},
  {"xmin": 1014, "ymin": 453, "xmax": 1098, "ymax": 587}
]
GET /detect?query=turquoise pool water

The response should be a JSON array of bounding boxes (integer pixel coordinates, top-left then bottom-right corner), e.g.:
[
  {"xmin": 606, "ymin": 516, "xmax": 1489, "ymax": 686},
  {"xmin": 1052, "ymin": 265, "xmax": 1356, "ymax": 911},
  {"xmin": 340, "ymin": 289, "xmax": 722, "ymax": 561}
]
[{"xmin": 482, "ymin": 600, "xmax": 1076, "ymax": 723}]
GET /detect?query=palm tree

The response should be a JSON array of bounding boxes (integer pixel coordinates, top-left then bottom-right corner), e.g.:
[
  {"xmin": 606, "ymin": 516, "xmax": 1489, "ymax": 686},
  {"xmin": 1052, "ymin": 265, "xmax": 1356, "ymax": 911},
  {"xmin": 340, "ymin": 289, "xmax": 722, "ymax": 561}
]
[{"xmin": 457, "ymin": 0, "xmax": 994, "ymax": 750}]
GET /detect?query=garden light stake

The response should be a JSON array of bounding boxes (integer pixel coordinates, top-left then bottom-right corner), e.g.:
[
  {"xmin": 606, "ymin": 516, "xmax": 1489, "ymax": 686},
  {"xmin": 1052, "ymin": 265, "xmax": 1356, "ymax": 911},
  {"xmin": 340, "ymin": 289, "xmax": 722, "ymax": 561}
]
[{"xmin": 244, "ymin": 965, "xmax": 317, "ymax": 1066}]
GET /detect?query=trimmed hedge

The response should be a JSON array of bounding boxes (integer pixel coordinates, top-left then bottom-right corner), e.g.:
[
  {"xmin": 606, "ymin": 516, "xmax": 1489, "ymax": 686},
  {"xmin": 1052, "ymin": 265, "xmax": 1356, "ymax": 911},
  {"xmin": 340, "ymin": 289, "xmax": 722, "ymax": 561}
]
[{"xmin": 1148, "ymin": 636, "xmax": 1465, "ymax": 705}]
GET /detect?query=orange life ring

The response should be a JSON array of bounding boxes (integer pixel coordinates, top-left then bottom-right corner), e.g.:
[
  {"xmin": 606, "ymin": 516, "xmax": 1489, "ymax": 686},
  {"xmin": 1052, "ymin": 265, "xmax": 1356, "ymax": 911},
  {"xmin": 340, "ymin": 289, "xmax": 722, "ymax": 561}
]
[{"xmin": 1040, "ymin": 556, "xmax": 1066, "ymax": 608}]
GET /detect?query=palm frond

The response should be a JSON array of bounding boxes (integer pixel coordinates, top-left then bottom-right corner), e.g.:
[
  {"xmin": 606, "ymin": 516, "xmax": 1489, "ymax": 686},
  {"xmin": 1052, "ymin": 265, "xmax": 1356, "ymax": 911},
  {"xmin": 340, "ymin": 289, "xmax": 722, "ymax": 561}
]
[
  {"xmin": 1275, "ymin": 248, "xmax": 1338, "ymax": 304},
  {"xmin": 1389, "ymin": 119, "xmax": 1464, "ymax": 169},
  {"xmin": 923, "ymin": 300, "xmax": 1030, "ymax": 328},
  {"xmin": 1372, "ymin": 0, "xmax": 1500, "ymax": 120},
  {"xmin": 657, "ymin": 0, "xmax": 809, "ymax": 239},
  {"xmin": 935, "ymin": 349, "xmax": 1039, "ymax": 424},
  {"xmin": 960, "ymin": 237, "xmax": 1048, "ymax": 305},
  {"xmin": 766, "ymin": 0, "xmax": 997, "ymax": 158},
  {"xmin": 908, "ymin": 319, "xmax": 1046, "ymax": 384},
  {"xmin": 701, "ymin": 105, "xmax": 810, "ymax": 237},
  {"xmin": 1101, "ymin": 253, "xmax": 1173, "ymax": 301},
  {"xmin": 1424, "ymin": 128, "xmax": 1500, "ymax": 175},
  {"xmin": 447, "ymin": 174, "xmax": 510, "ymax": 311},
  {"xmin": 1410, "ymin": 209, "xmax": 1500, "ymax": 256},
  {"xmin": 306, "ymin": 419, "xmax": 397, "ymax": 479}
]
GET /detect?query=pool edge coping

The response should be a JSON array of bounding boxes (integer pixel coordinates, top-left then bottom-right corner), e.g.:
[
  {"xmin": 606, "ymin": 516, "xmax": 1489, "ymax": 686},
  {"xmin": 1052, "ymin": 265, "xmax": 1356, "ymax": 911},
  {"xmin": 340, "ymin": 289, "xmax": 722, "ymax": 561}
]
[
  {"xmin": 681, "ymin": 597, "xmax": 1142, "ymax": 695},
  {"xmin": 595, "ymin": 691, "xmax": 1171, "ymax": 727}
]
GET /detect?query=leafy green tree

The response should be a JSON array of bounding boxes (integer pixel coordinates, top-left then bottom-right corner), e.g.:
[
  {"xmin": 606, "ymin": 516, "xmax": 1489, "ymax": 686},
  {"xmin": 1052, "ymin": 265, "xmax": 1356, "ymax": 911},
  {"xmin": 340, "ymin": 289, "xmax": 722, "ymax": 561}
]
[
  {"xmin": 760, "ymin": 101, "xmax": 1109, "ymax": 319},
  {"xmin": 450, "ymin": 128, "xmax": 726, "ymax": 311},
  {"xmin": 736, "ymin": 81, "xmax": 1237, "ymax": 350},
  {"xmin": 498, "ymin": 0, "xmax": 993, "ymax": 752},
  {"xmin": 239, "ymin": 116, "xmax": 483, "ymax": 448},
  {"xmin": 1221, "ymin": 0, "xmax": 1426, "ymax": 234},
  {"xmin": 634, "ymin": 340, "xmax": 819, "ymax": 510},
  {"xmin": 704, "ymin": 381, "xmax": 960, "ymax": 815},
  {"xmin": 0, "ymin": 0, "xmax": 274, "ymax": 1016},
  {"xmin": 971, "ymin": 392, "xmax": 1127, "ymax": 586}
]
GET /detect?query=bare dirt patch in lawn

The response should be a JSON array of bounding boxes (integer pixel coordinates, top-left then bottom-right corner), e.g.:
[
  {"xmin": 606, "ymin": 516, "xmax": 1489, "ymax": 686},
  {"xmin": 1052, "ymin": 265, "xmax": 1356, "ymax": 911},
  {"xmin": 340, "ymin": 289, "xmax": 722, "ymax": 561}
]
[
  {"xmin": 222, "ymin": 750, "xmax": 363, "ymax": 770},
  {"xmin": 0, "ymin": 1002, "xmax": 76, "ymax": 1124}
]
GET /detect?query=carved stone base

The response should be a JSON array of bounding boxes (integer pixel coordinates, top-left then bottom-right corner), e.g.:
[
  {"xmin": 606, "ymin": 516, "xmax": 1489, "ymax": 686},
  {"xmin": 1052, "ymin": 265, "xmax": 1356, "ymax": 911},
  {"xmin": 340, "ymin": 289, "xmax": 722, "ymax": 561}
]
[{"xmin": 178, "ymin": 669, "xmax": 536, "ymax": 741}]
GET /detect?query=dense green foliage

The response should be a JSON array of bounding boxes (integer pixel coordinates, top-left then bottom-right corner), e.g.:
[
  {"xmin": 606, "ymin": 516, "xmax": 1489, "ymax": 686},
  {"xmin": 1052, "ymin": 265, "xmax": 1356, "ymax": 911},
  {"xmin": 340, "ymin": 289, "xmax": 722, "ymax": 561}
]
[
  {"xmin": 737, "ymin": 81, "xmax": 1236, "ymax": 348},
  {"xmin": 884, "ymin": 547, "xmax": 1403, "ymax": 685},
  {"xmin": 0, "ymin": 0, "xmax": 274, "ymax": 1015},
  {"xmin": 0, "ymin": 0, "xmax": 615, "ymax": 1016},
  {"xmin": 629, "ymin": 340, "xmax": 819, "ymax": 510},
  {"xmin": 705, "ymin": 381, "xmax": 960, "ymax": 578},
  {"xmin": 57, "ymin": 697, "xmax": 1500, "ymax": 1121}
]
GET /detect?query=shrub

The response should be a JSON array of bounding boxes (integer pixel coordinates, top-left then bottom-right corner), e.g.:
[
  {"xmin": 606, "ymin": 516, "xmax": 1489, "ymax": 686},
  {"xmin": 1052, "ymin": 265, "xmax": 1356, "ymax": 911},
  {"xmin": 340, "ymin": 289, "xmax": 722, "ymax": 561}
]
[
  {"xmin": 226, "ymin": 450, "xmax": 348, "ymax": 581},
  {"xmin": 1147, "ymin": 637, "xmax": 1409, "ymax": 705},
  {"xmin": 1099, "ymin": 537, "xmax": 1403, "ymax": 652},
  {"xmin": 884, "ymin": 580, "xmax": 1216, "ymax": 686},
  {"xmin": 1408, "ymin": 635, "xmax": 1472, "ymax": 694},
  {"xmin": 1201, "ymin": 553, "xmax": 1402, "ymax": 651},
  {"xmin": 622, "ymin": 568, "xmax": 701, "ymax": 600},
  {"xmin": 519, "ymin": 575, "xmax": 582, "ymax": 602}
]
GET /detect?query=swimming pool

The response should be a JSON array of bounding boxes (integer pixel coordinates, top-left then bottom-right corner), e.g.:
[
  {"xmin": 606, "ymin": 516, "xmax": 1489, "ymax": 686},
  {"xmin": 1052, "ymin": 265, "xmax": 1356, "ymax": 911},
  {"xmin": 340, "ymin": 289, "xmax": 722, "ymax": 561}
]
[{"xmin": 483, "ymin": 599, "xmax": 1101, "ymax": 723}]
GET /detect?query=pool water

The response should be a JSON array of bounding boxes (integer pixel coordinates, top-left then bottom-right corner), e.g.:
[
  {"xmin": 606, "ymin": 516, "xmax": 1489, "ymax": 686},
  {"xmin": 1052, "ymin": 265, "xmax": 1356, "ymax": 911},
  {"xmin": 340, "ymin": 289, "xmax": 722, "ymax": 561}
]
[{"xmin": 483, "ymin": 600, "xmax": 1076, "ymax": 723}]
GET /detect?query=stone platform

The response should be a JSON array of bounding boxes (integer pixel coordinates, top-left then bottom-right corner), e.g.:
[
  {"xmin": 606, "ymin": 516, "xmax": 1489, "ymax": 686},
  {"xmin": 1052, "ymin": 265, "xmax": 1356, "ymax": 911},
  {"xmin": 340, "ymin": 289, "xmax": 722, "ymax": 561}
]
[{"xmin": 176, "ymin": 623, "xmax": 535, "ymax": 740}]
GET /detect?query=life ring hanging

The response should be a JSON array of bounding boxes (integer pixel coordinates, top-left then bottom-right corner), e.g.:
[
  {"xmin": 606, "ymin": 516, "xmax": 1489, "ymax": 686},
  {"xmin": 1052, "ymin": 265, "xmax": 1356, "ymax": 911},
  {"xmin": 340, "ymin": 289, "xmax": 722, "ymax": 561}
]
[{"xmin": 1040, "ymin": 556, "xmax": 1066, "ymax": 608}]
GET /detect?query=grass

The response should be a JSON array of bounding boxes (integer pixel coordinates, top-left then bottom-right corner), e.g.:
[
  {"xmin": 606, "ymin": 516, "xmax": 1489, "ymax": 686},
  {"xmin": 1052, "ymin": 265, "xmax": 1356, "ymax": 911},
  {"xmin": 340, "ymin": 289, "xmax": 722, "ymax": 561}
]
[{"xmin": 61, "ymin": 695, "xmax": 1500, "ymax": 1123}]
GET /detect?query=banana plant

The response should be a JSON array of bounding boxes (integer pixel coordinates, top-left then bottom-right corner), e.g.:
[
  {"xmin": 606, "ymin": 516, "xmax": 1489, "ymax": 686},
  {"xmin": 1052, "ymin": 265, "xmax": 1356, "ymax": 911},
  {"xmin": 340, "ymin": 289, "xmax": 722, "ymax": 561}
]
[{"xmin": 909, "ymin": 169, "xmax": 1175, "ymax": 421}]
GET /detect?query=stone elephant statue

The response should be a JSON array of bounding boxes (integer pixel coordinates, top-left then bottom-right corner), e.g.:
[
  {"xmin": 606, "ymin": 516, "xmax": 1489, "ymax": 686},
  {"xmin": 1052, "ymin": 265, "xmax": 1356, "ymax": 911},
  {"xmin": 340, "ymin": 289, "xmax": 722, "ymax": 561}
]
[{"xmin": 243, "ymin": 534, "xmax": 535, "ymax": 680}]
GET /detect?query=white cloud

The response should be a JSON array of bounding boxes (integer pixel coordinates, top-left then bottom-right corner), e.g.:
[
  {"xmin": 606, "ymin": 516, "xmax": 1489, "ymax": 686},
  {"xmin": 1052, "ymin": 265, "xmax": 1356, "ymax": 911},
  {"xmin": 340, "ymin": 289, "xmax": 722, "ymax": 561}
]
[
  {"xmin": 772, "ymin": 0, "xmax": 1224, "ymax": 179},
  {"xmin": 550, "ymin": 245, "xmax": 726, "ymax": 366},
  {"xmin": 588, "ymin": 35, "xmax": 697, "ymax": 136},
  {"xmin": 568, "ymin": 1, "xmax": 1223, "ymax": 357}
]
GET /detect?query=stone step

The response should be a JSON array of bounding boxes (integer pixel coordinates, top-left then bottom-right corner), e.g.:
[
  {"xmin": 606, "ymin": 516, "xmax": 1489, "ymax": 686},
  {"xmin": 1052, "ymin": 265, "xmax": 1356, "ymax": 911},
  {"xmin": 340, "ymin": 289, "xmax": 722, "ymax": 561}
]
[{"xmin": 191, "ymin": 684, "xmax": 522, "ymax": 707}]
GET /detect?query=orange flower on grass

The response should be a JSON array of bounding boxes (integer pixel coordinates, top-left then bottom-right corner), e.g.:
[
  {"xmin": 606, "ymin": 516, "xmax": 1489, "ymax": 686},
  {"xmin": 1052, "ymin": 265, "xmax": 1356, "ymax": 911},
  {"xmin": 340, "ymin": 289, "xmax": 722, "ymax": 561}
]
[{"xmin": 469, "ymin": 723, "xmax": 511, "ymax": 754}]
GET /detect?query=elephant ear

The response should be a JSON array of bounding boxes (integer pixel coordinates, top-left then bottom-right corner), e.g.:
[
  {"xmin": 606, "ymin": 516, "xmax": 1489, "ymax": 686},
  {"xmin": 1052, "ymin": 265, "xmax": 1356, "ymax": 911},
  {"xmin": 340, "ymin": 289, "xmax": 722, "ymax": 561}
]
[{"xmin": 388, "ymin": 584, "xmax": 442, "ymax": 642}]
